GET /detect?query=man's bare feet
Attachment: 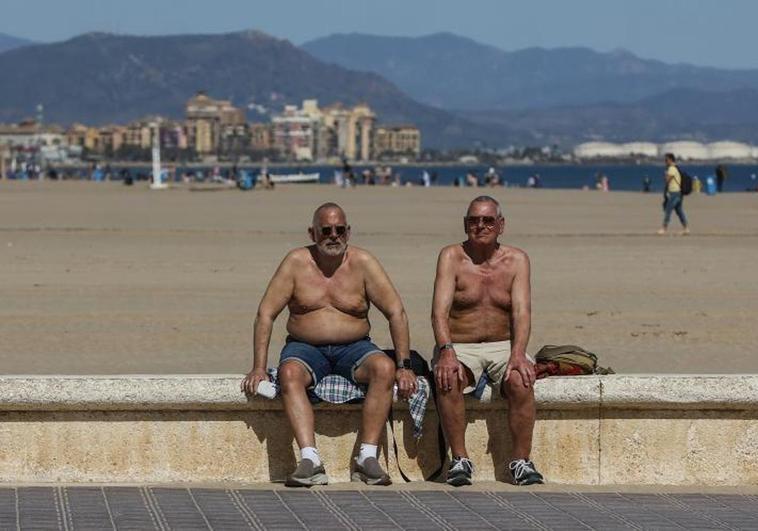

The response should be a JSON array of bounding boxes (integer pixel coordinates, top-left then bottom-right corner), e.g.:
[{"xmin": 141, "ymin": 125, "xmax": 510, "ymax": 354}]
[
  {"xmin": 656, "ymin": 228, "xmax": 667, "ymax": 235},
  {"xmin": 680, "ymin": 228, "xmax": 690, "ymax": 236}
]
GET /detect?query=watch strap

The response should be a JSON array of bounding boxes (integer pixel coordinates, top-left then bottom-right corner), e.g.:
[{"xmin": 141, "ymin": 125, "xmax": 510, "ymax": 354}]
[{"xmin": 397, "ymin": 358, "xmax": 412, "ymax": 370}]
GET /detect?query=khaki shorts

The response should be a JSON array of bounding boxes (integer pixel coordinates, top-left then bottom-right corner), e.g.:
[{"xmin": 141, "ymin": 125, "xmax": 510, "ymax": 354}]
[{"xmin": 434, "ymin": 340, "xmax": 534, "ymax": 394}]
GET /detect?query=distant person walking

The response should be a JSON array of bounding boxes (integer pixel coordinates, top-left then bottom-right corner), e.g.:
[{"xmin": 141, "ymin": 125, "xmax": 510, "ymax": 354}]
[
  {"xmin": 715, "ymin": 164, "xmax": 727, "ymax": 193},
  {"xmin": 658, "ymin": 153, "xmax": 689, "ymax": 235}
]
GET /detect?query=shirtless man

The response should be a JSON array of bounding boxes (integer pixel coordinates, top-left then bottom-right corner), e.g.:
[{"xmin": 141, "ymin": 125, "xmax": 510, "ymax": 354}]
[
  {"xmin": 241, "ymin": 203, "xmax": 416, "ymax": 487},
  {"xmin": 431, "ymin": 196, "xmax": 544, "ymax": 486}
]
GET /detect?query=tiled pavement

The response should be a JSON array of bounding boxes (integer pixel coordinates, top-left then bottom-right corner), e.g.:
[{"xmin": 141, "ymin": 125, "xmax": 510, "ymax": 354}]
[{"xmin": 0, "ymin": 487, "xmax": 756, "ymax": 529}]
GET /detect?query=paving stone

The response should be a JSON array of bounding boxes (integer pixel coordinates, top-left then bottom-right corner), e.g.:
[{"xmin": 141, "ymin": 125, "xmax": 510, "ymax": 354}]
[
  {"xmin": 63, "ymin": 487, "xmax": 115, "ymax": 531},
  {"xmin": 322, "ymin": 491, "xmax": 400, "ymax": 529},
  {"xmin": 0, "ymin": 488, "xmax": 18, "ymax": 530},
  {"xmin": 449, "ymin": 492, "xmax": 537, "ymax": 530},
  {"xmin": 187, "ymin": 489, "xmax": 254, "ymax": 530},
  {"xmin": 102, "ymin": 486, "xmax": 159, "ymax": 530},
  {"xmin": 17, "ymin": 487, "xmax": 60, "ymax": 531}
]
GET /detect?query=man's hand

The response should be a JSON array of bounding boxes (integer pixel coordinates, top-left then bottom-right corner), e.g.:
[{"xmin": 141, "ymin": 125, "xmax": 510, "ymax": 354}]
[
  {"xmin": 395, "ymin": 368, "xmax": 417, "ymax": 400},
  {"xmin": 240, "ymin": 368, "xmax": 268, "ymax": 396},
  {"xmin": 435, "ymin": 350, "xmax": 466, "ymax": 392},
  {"xmin": 505, "ymin": 353, "xmax": 536, "ymax": 388}
]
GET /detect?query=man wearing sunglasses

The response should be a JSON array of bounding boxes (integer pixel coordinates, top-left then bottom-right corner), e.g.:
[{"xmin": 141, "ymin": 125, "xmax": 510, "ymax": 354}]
[
  {"xmin": 431, "ymin": 195, "xmax": 544, "ymax": 486},
  {"xmin": 242, "ymin": 202, "xmax": 416, "ymax": 487}
]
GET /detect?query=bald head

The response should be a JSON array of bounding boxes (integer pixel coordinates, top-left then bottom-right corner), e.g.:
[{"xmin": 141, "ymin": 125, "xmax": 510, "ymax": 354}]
[
  {"xmin": 467, "ymin": 195, "xmax": 502, "ymax": 217},
  {"xmin": 312, "ymin": 202, "xmax": 346, "ymax": 226}
]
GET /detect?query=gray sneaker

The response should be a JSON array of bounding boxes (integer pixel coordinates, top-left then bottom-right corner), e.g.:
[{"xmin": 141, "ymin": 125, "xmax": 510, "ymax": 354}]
[
  {"xmin": 446, "ymin": 457, "xmax": 474, "ymax": 487},
  {"xmin": 285, "ymin": 458, "xmax": 329, "ymax": 487},
  {"xmin": 351, "ymin": 456, "xmax": 391, "ymax": 485},
  {"xmin": 508, "ymin": 459, "xmax": 544, "ymax": 486}
]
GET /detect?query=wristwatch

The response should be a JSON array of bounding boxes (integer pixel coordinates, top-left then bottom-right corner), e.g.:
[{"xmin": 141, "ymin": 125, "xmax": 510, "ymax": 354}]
[
  {"xmin": 438, "ymin": 342, "xmax": 454, "ymax": 352},
  {"xmin": 397, "ymin": 358, "xmax": 412, "ymax": 370}
]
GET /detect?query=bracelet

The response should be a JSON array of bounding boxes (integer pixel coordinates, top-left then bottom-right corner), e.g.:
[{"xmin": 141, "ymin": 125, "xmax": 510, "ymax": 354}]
[{"xmin": 438, "ymin": 342, "xmax": 454, "ymax": 352}]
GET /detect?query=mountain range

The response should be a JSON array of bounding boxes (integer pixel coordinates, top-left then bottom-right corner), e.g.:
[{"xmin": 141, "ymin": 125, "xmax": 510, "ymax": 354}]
[
  {"xmin": 303, "ymin": 32, "xmax": 758, "ymax": 112},
  {"xmin": 0, "ymin": 31, "xmax": 507, "ymax": 148},
  {"xmin": 0, "ymin": 32, "xmax": 32, "ymax": 53},
  {"xmin": 1, "ymin": 30, "xmax": 757, "ymax": 147},
  {"xmin": 303, "ymin": 33, "xmax": 758, "ymax": 145}
]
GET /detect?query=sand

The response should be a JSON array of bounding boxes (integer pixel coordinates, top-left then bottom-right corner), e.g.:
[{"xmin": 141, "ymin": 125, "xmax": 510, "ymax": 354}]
[{"xmin": 1, "ymin": 180, "xmax": 756, "ymax": 374}]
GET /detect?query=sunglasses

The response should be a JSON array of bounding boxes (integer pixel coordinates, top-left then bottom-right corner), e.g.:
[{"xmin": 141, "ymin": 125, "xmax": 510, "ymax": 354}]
[
  {"xmin": 465, "ymin": 216, "xmax": 499, "ymax": 228},
  {"xmin": 319, "ymin": 224, "xmax": 348, "ymax": 237}
]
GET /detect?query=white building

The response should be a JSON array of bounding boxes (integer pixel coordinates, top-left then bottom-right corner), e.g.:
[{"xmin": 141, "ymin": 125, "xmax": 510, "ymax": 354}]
[
  {"xmin": 659, "ymin": 141, "xmax": 709, "ymax": 160},
  {"xmin": 706, "ymin": 141, "xmax": 753, "ymax": 159},
  {"xmin": 620, "ymin": 142, "xmax": 659, "ymax": 157},
  {"xmin": 576, "ymin": 139, "xmax": 758, "ymax": 160},
  {"xmin": 573, "ymin": 142, "xmax": 626, "ymax": 158}
]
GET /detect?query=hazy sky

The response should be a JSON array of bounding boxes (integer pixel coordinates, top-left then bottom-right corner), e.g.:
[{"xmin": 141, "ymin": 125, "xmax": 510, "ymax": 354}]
[{"xmin": 3, "ymin": 0, "xmax": 756, "ymax": 69}]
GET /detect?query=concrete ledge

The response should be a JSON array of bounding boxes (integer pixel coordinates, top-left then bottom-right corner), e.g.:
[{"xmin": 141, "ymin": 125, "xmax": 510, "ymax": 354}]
[
  {"xmin": 0, "ymin": 375, "xmax": 756, "ymax": 485},
  {"xmin": 601, "ymin": 374, "xmax": 758, "ymax": 410}
]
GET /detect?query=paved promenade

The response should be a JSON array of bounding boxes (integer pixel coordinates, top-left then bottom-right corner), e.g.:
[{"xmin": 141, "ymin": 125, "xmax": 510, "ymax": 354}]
[{"xmin": 1, "ymin": 486, "xmax": 756, "ymax": 529}]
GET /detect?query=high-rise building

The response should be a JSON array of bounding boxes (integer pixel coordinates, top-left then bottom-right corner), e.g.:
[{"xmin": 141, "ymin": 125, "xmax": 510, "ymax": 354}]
[
  {"xmin": 185, "ymin": 91, "xmax": 246, "ymax": 155},
  {"xmin": 271, "ymin": 104, "xmax": 318, "ymax": 161},
  {"xmin": 373, "ymin": 125, "xmax": 421, "ymax": 159},
  {"xmin": 322, "ymin": 103, "xmax": 375, "ymax": 161}
]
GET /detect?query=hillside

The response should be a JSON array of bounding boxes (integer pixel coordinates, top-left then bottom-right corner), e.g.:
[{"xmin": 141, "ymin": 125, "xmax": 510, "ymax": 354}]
[
  {"xmin": 0, "ymin": 30, "xmax": 509, "ymax": 148},
  {"xmin": 303, "ymin": 33, "xmax": 758, "ymax": 112}
]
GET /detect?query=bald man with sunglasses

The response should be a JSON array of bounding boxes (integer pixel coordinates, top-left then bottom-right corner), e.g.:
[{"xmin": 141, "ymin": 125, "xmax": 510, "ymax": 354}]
[
  {"xmin": 242, "ymin": 202, "xmax": 416, "ymax": 487},
  {"xmin": 431, "ymin": 195, "xmax": 544, "ymax": 486}
]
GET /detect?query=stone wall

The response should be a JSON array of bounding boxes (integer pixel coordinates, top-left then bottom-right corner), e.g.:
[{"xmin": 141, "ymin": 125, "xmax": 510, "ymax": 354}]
[{"xmin": 0, "ymin": 375, "xmax": 756, "ymax": 485}]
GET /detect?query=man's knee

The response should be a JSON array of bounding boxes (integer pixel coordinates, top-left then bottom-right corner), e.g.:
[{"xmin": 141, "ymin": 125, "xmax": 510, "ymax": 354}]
[
  {"xmin": 279, "ymin": 361, "xmax": 310, "ymax": 390},
  {"xmin": 501, "ymin": 372, "xmax": 533, "ymax": 401},
  {"xmin": 365, "ymin": 354, "xmax": 395, "ymax": 384}
]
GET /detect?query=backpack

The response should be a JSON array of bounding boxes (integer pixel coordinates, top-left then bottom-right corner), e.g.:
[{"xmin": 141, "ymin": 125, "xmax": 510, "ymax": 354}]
[
  {"xmin": 676, "ymin": 166, "xmax": 693, "ymax": 196},
  {"xmin": 534, "ymin": 345, "xmax": 614, "ymax": 378}
]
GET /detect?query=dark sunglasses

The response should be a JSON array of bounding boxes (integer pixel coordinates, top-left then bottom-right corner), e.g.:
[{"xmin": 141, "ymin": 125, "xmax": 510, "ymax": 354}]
[
  {"xmin": 465, "ymin": 216, "xmax": 499, "ymax": 228},
  {"xmin": 319, "ymin": 224, "xmax": 348, "ymax": 237}
]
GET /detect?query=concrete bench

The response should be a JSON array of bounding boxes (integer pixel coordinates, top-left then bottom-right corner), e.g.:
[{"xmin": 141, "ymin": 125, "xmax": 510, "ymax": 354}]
[{"xmin": 0, "ymin": 375, "xmax": 756, "ymax": 485}]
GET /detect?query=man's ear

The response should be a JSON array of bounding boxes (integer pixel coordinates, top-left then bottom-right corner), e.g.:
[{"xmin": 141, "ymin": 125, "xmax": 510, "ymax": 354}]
[{"xmin": 308, "ymin": 226, "xmax": 315, "ymax": 242}]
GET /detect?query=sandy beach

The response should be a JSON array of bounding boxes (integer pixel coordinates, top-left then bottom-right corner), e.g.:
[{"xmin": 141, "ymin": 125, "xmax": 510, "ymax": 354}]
[{"xmin": 1, "ymin": 180, "xmax": 756, "ymax": 374}]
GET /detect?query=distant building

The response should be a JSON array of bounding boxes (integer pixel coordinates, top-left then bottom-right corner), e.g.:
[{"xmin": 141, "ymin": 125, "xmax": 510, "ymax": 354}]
[
  {"xmin": 1, "ymin": 143, "xmax": 12, "ymax": 178},
  {"xmin": 0, "ymin": 120, "xmax": 64, "ymax": 148},
  {"xmin": 620, "ymin": 142, "xmax": 658, "ymax": 158},
  {"xmin": 65, "ymin": 123, "xmax": 100, "ymax": 151},
  {"xmin": 706, "ymin": 141, "xmax": 753, "ymax": 159},
  {"xmin": 122, "ymin": 117, "xmax": 165, "ymax": 150},
  {"xmin": 249, "ymin": 123, "xmax": 273, "ymax": 151},
  {"xmin": 185, "ymin": 91, "xmax": 246, "ymax": 155},
  {"xmin": 373, "ymin": 124, "xmax": 421, "ymax": 159},
  {"xmin": 573, "ymin": 142, "xmax": 626, "ymax": 158},
  {"xmin": 322, "ymin": 103, "xmax": 375, "ymax": 161},
  {"xmin": 574, "ymin": 140, "xmax": 757, "ymax": 160},
  {"xmin": 268, "ymin": 99, "xmax": 381, "ymax": 162},
  {"xmin": 272, "ymin": 104, "xmax": 318, "ymax": 161},
  {"xmin": 96, "ymin": 125, "xmax": 126, "ymax": 154},
  {"xmin": 659, "ymin": 141, "xmax": 708, "ymax": 160}
]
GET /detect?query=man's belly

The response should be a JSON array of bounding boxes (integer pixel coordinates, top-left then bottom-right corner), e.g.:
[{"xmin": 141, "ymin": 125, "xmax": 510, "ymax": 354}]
[
  {"xmin": 448, "ymin": 308, "xmax": 512, "ymax": 343},
  {"xmin": 287, "ymin": 308, "xmax": 371, "ymax": 345}
]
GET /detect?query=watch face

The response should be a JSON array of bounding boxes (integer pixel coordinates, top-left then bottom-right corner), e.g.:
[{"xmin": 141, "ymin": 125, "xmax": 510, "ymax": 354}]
[{"xmin": 401, "ymin": 359, "xmax": 412, "ymax": 369}]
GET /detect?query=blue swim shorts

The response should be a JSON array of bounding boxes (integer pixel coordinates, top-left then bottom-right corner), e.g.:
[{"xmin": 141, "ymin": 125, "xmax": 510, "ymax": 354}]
[{"xmin": 279, "ymin": 336, "xmax": 384, "ymax": 388}]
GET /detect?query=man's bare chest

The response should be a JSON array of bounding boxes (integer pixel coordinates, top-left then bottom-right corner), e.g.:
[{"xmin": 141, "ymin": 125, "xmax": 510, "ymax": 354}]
[
  {"xmin": 454, "ymin": 266, "xmax": 514, "ymax": 310},
  {"xmin": 291, "ymin": 269, "xmax": 368, "ymax": 315}
]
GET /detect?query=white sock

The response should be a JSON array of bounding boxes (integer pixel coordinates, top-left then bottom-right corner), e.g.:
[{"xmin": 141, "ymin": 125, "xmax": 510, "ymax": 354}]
[
  {"xmin": 300, "ymin": 446, "xmax": 321, "ymax": 467},
  {"xmin": 356, "ymin": 443, "xmax": 378, "ymax": 466}
]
